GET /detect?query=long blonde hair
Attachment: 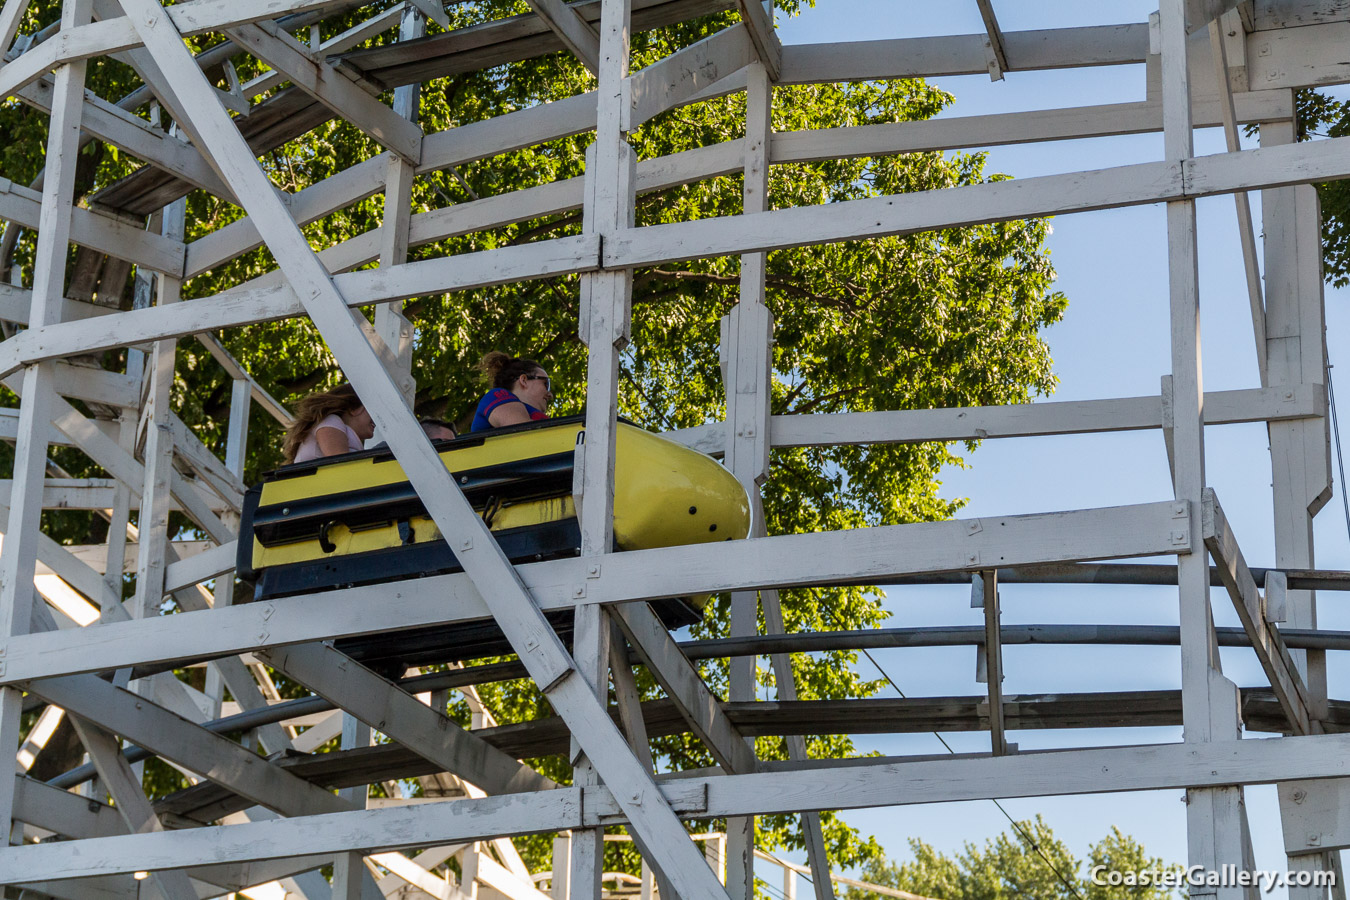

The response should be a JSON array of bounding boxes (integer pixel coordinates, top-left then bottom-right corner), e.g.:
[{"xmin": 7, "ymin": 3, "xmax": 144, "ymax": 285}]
[{"xmin": 282, "ymin": 383, "xmax": 364, "ymax": 462}]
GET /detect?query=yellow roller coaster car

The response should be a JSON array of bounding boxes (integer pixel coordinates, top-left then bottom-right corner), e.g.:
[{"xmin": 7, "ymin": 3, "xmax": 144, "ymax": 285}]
[{"xmin": 238, "ymin": 415, "xmax": 750, "ymax": 668}]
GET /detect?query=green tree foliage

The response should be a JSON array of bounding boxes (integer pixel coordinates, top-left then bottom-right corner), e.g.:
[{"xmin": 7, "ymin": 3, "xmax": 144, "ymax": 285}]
[
  {"xmin": 1295, "ymin": 90, "xmax": 1350, "ymax": 288},
  {"xmin": 2, "ymin": 0, "xmax": 1066, "ymax": 875},
  {"xmin": 846, "ymin": 818, "xmax": 1180, "ymax": 900}
]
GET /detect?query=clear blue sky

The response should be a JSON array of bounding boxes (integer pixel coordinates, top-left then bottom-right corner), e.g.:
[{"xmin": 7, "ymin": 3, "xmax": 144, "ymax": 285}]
[{"xmin": 764, "ymin": 1, "xmax": 1350, "ymax": 892}]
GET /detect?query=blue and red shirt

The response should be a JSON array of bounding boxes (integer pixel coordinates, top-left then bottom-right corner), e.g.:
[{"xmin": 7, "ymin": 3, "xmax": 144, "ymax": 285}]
[{"xmin": 471, "ymin": 388, "xmax": 548, "ymax": 432}]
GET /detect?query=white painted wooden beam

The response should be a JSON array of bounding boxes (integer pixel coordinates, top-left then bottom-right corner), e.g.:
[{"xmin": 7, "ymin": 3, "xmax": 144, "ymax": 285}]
[
  {"xmin": 1202, "ymin": 488, "xmax": 1312, "ymax": 735},
  {"xmin": 239, "ymin": 3, "xmax": 407, "ymax": 100},
  {"xmin": 163, "ymin": 540, "xmax": 236, "ymax": 594},
  {"xmin": 0, "ymin": 176, "xmax": 184, "ymax": 275},
  {"xmin": 0, "ymin": 0, "xmax": 93, "ymax": 839},
  {"xmin": 630, "ymin": 23, "xmax": 756, "ymax": 127},
  {"xmin": 525, "ymin": 0, "xmax": 600, "ymax": 75},
  {"xmin": 195, "ymin": 332, "xmax": 293, "ymax": 425},
  {"xmin": 734, "ymin": 1, "xmax": 780, "ymax": 81},
  {"xmin": 613, "ymin": 601, "xmax": 758, "ymax": 775},
  {"xmin": 227, "ymin": 21, "xmax": 423, "ymax": 164},
  {"xmin": 973, "ymin": 0, "xmax": 1007, "ymax": 79},
  {"xmin": 69, "ymin": 716, "xmax": 199, "ymax": 900},
  {"xmin": 6, "ymin": 235, "xmax": 598, "ymax": 377},
  {"xmin": 19, "ymin": 127, "xmax": 1350, "ymax": 381},
  {"xmin": 603, "ymin": 131, "xmax": 1350, "ymax": 269},
  {"xmin": 0, "ymin": 0, "xmax": 32, "ymax": 64},
  {"xmin": 0, "ymin": 788, "xmax": 586, "ymax": 880},
  {"xmin": 260, "ymin": 642, "xmax": 559, "ymax": 795},
  {"xmin": 13, "ymin": 774, "xmax": 124, "ymax": 839},
  {"xmin": 777, "ymin": 24, "xmax": 1149, "ymax": 84},
  {"xmin": 16, "ymin": 733, "xmax": 1350, "ymax": 879},
  {"xmin": 24, "ymin": 673, "xmax": 352, "ymax": 816},
  {"xmin": 974, "ymin": 571, "xmax": 1009, "ymax": 755},
  {"xmin": 1279, "ymin": 778, "xmax": 1350, "ymax": 854},
  {"xmin": 16, "ymin": 77, "xmax": 234, "ymax": 200},
  {"xmin": 665, "ymin": 383, "xmax": 1325, "ymax": 457},
  {"xmin": 770, "ymin": 92, "xmax": 1292, "ymax": 163},
  {"xmin": 0, "ymin": 0, "xmax": 359, "ymax": 99},
  {"xmin": 1206, "ymin": 19, "xmax": 1266, "ymax": 386},
  {"xmin": 181, "ymin": 88, "xmax": 1290, "ymax": 282},
  {"xmin": 0, "ymin": 500, "xmax": 1194, "ymax": 684}
]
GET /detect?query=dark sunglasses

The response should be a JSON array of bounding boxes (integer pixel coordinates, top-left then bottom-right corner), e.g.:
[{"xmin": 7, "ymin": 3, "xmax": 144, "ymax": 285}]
[{"xmin": 524, "ymin": 374, "xmax": 552, "ymax": 391}]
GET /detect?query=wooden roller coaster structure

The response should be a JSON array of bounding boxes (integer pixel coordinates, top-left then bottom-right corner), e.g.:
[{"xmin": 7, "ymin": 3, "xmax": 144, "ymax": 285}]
[{"xmin": 0, "ymin": 1, "xmax": 1349, "ymax": 899}]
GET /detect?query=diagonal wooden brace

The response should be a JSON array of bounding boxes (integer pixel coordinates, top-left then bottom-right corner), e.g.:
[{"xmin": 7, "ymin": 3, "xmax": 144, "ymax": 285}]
[
  {"xmin": 25, "ymin": 673, "xmax": 351, "ymax": 816},
  {"xmin": 525, "ymin": 0, "xmax": 599, "ymax": 75},
  {"xmin": 613, "ymin": 600, "xmax": 758, "ymax": 774},
  {"xmin": 1202, "ymin": 488, "xmax": 1313, "ymax": 735},
  {"xmin": 261, "ymin": 641, "xmax": 558, "ymax": 795},
  {"xmin": 113, "ymin": 2, "xmax": 733, "ymax": 894}
]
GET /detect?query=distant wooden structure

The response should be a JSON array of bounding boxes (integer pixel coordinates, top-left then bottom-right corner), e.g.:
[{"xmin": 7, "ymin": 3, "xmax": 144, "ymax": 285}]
[{"xmin": 0, "ymin": 1, "xmax": 1348, "ymax": 899}]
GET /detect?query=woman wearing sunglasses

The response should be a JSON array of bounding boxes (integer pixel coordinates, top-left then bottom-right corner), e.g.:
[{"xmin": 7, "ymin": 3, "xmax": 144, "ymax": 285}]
[{"xmin": 470, "ymin": 351, "xmax": 554, "ymax": 432}]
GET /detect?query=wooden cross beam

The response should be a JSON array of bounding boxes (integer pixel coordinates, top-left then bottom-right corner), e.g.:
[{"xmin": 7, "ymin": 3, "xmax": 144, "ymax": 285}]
[
  {"xmin": 24, "ymin": 673, "xmax": 352, "ymax": 817},
  {"xmin": 21, "ymin": 733, "xmax": 1350, "ymax": 880},
  {"xmin": 613, "ymin": 601, "xmax": 758, "ymax": 774},
  {"xmin": 734, "ymin": 0, "xmax": 779, "ymax": 80},
  {"xmin": 0, "ymin": 499, "xmax": 1197, "ymax": 684},
  {"xmin": 1202, "ymin": 488, "xmax": 1313, "ymax": 735},
  {"xmin": 525, "ymin": 0, "xmax": 600, "ymax": 75},
  {"xmin": 227, "ymin": 20, "xmax": 423, "ymax": 164},
  {"xmin": 260, "ymin": 642, "xmax": 559, "ymax": 795},
  {"xmin": 974, "ymin": 0, "xmax": 1007, "ymax": 79},
  {"xmin": 68, "ymin": 717, "xmax": 200, "ymax": 900}
]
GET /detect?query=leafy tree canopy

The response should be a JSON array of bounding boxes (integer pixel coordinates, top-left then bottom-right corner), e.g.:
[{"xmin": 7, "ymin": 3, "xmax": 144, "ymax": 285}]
[
  {"xmin": 845, "ymin": 817, "xmax": 1180, "ymax": 900},
  {"xmin": 2, "ymin": 0, "xmax": 1066, "ymax": 876},
  {"xmin": 1294, "ymin": 90, "xmax": 1350, "ymax": 288}
]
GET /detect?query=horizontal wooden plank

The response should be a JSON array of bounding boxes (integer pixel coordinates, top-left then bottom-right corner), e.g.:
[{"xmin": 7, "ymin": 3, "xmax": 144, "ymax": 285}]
[
  {"xmin": 664, "ymin": 383, "xmax": 1325, "ymax": 455},
  {"xmin": 0, "ymin": 500, "xmax": 1191, "ymax": 683},
  {"xmin": 0, "ymin": 235, "xmax": 601, "ymax": 381},
  {"xmin": 0, "ymin": 787, "xmax": 585, "ymax": 880},
  {"xmin": 0, "ymin": 0, "xmax": 357, "ymax": 98},
  {"xmin": 777, "ymin": 23, "xmax": 1149, "ymax": 84},
  {"xmin": 21, "ymin": 131, "xmax": 1350, "ymax": 380},
  {"xmin": 11, "ymin": 731, "xmax": 1350, "ymax": 877},
  {"xmin": 0, "ymin": 179, "xmax": 184, "ymax": 275},
  {"xmin": 604, "ymin": 133, "xmax": 1350, "ymax": 268},
  {"xmin": 771, "ymin": 92, "xmax": 1294, "ymax": 165}
]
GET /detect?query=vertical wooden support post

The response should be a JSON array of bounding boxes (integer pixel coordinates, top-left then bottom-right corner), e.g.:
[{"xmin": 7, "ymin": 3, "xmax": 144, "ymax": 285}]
[
  {"xmin": 1264, "ymin": 113, "xmax": 1334, "ymax": 896},
  {"xmin": 720, "ymin": 61, "xmax": 833, "ymax": 900},
  {"xmin": 99, "ymin": 408, "xmax": 137, "ymax": 622},
  {"xmin": 641, "ymin": 862, "xmax": 656, "ymax": 900},
  {"xmin": 1159, "ymin": 2, "xmax": 1247, "ymax": 894},
  {"xmin": 205, "ymin": 376, "xmax": 250, "ymax": 716},
  {"xmin": 101, "ymin": 266, "xmax": 147, "ymax": 623},
  {"xmin": 568, "ymin": 603, "xmax": 610, "ymax": 900},
  {"xmin": 569, "ymin": 0, "xmax": 633, "ymax": 887},
  {"xmin": 721, "ymin": 59, "xmax": 773, "ymax": 900},
  {"xmin": 374, "ymin": 5, "xmax": 424, "ymax": 408},
  {"xmin": 1205, "ymin": 19, "xmax": 1267, "ymax": 385},
  {"xmin": 131, "ymin": 197, "xmax": 185, "ymax": 625},
  {"xmin": 552, "ymin": 831, "xmax": 572, "ymax": 900},
  {"xmin": 0, "ymin": 0, "xmax": 91, "ymax": 836},
  {"xmin": 974, "ymin": 571, "xmax": 1008, "ymax": 756},
  {"xmin": 334, "ymin": 715, "xmax": 373, "ymax": 900},
  {"xmin": 576, "ymin": 0, "xmax": 634, "ymax": 557}
]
